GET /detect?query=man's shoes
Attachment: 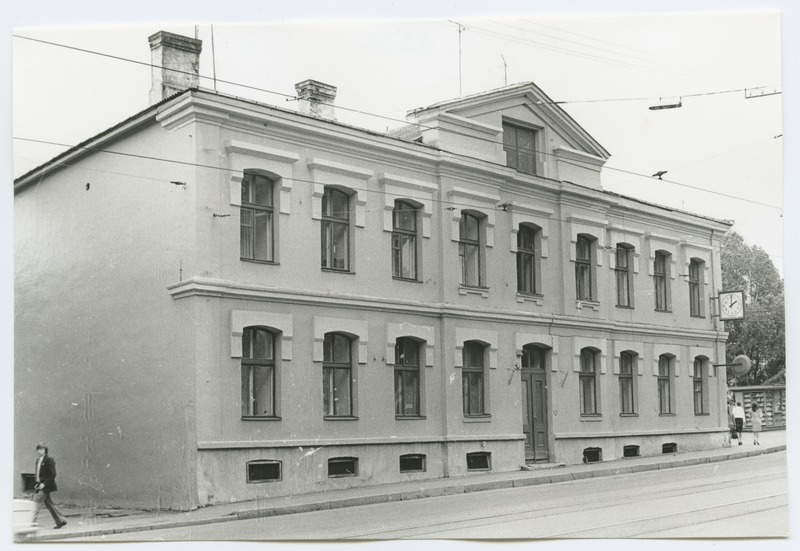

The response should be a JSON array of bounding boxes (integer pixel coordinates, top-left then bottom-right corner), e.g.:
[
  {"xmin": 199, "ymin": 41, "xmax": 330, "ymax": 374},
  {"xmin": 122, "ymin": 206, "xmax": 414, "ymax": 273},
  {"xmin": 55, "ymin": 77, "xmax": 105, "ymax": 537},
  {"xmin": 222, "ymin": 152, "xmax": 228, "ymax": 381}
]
[
  {"xmin": 55, "ymin": 521, "xmax": 67, "ymax": 529},
  {"xmin": 739, "ymin": 441, "xmax": 743, "ymax": 445}
]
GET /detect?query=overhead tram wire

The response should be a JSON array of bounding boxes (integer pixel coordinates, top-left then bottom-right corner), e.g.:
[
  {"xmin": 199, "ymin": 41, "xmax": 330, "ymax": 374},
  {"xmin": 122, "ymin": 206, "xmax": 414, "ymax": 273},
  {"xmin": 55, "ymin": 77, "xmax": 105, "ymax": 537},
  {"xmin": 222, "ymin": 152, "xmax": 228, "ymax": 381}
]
[{"xmin": 12, "ymin": 34, "xmax": 782, "ymax": 211}]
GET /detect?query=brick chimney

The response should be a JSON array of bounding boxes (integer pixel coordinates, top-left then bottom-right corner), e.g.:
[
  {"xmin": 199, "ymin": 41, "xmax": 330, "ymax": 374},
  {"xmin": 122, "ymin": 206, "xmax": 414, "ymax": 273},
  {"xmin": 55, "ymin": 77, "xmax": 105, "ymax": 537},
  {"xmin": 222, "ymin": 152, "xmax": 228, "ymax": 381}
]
[
  {"xmin": 148, "ymin": 31, "xmax": 203, "ymax": 105},
  {"xmin": 295, "ymin": 79, "xmax": 337, "ymax": 120}
]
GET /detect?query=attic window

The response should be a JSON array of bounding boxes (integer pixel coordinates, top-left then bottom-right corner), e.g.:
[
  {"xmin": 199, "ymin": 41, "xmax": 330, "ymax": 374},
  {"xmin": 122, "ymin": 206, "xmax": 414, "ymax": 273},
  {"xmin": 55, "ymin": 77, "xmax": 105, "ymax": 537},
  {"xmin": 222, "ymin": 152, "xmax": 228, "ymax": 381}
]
[{"xmin": 503, "ymin": 122, "xmax": 538, "ymax": 176}]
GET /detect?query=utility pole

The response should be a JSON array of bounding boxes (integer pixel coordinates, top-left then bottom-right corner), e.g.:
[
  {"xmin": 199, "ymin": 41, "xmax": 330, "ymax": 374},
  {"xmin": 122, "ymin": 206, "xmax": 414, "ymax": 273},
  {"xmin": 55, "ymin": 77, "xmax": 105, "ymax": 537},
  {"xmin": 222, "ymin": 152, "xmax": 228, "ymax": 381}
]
[{"xmin": 448, "ymin": 20, "xmax": 467, "ymax": 96}]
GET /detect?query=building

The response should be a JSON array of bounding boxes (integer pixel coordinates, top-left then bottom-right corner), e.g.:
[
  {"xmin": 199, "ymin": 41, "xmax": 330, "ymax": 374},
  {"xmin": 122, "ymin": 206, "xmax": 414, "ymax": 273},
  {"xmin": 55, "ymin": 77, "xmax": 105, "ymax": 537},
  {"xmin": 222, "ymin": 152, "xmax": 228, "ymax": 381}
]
[{"xmin": 14, "ymin": 30, "xmax": 733, "ymax": 510}]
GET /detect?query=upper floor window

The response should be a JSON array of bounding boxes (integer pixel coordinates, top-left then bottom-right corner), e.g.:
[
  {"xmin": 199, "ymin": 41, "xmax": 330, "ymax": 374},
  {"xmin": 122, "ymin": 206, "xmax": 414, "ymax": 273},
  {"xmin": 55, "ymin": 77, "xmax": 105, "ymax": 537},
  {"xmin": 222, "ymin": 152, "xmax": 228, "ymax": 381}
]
[
  {"xmin": 517, "ymin": 224, "xmax": 541, "ymax": 295},
  {"xmin": 240, "ymin": 173, "xmax": 274, "ymax": 262},
  {"xmin": 615, "ymin": 244, "xmax": 634, "ymax": 308},
  {"xmin": 392, "ymin": 201, "xmax": 418, "ymax": 280},
  {"xmin": 689, "ymin": 259, "xmax": 704, "ymax": 317},
  {"xmin": 242, "ymin": 327, "xmax": 276, "ymax": 417},
  {"xmin": 323, "ymin": 332, "xmax": 353, "ymax": 417},
  {"xmin": 321, "ymin": 187, "xmax": 350, "ymax": 271},
  {"xmin": 459, "ymin": 212, "xmax": 483, "ymax": 287},
  {"xmin": 619, "ymin": 352, "xmax": 636, "ymax": 414},
  {"xmin": 462, "ymin": 341, "xmax": 486, "ymax": 416},
  {"xmin": 658, "ymin": 354, "xmax": 674, "ymax": 414},
  {"xmin": 503, "ymin": 123, "xmax": 537, "ymax": 175},
  {"xmin": 579, "ymin": 348, "xmax": 599, "ymax": 415},
  {"xmin": 654, "ymin": 251, "xmax": 671, "ymax": 312},
  {"xmin": 394, "ymin": 338, "xmax": 421, "ymax": 416},
  {"xmin": 576, "ymin": 235, "xmax": 595, "ymax": 301}
]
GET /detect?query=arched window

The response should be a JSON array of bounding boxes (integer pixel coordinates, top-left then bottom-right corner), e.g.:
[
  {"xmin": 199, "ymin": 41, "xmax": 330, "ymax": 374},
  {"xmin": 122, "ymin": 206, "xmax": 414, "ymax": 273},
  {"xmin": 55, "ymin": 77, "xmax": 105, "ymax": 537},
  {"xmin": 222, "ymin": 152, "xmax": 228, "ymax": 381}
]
[
  {"xmin": 462, "ymin": 341, "xmax": 486, "ymax": 415},
  {"xmin": 459, "ymin": 212, "xmax": 483, "ymax": 287},
  {"xmin": 240, "ymin": 173, "xmax": 274, "ymax": 262},
  {"xmin": 392, "ymin": 201, "xmax": 418, "ymax": 280},
  {"xmin": 654, "ymin": 251, "xmax": 671, "ymax": 311},
  {"xmin": 323, "ymin": 332, "xmax": 352, "ymax": 416},
  {"xmin": 579, "ymin": 348, "xmax": 599, "ymax": 415},
  {"xmin": 321, "ymin": 187, "xmax": 350, "ymax": 271},
  {"xmin": 576, "ymin": 235, "xmax": 595, "ymax": 301},
  {"xmin": 658, "ymin": 354, "xmax": 674, "ymax": 414},
  {"xmin": 394, "ymin": 337, "xmax": 421, "ymax": 416},
  {"xmin": 619, "ymin": 352, "xmax": 636, "ymax": 414},
  {"xmin": 689, "ymin": 259, "xmax": 705, "ymax": 317},
  {"xmin": 615, "ymin": 244, "xmax": 634, "ymax": 307},
  {"xmin": 241, "ymin": 327, "xmax": 276, "ymax": 417},
  {"xmin": 517, "ymin": 225, "xmax": 540, "ymax": 295}
]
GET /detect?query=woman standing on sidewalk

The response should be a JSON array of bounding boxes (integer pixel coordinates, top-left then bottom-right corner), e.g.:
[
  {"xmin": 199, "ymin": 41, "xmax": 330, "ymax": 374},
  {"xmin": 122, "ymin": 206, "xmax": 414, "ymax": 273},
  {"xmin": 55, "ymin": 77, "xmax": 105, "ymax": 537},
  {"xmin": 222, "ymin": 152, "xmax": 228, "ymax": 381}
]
[{"xmin": 750, "ymin": 403, "xmax": 763, "ymax": 445}]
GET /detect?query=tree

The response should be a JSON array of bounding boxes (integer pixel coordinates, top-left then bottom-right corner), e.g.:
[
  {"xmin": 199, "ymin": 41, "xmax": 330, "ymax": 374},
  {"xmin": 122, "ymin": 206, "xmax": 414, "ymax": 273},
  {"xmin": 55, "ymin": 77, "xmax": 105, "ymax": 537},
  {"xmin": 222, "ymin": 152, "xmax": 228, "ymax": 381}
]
[{"xmin": 720, "ymin": 232, "xmax": 785, "ymax": 386}]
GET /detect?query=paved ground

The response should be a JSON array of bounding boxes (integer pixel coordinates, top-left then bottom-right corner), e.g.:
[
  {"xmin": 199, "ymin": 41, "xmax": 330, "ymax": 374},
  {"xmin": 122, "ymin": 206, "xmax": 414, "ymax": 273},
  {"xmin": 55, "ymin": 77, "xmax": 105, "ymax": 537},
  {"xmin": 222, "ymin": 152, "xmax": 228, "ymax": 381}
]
[{"xmin": 19, "ymin": 430, "xmax": 787, "ymax": 542}]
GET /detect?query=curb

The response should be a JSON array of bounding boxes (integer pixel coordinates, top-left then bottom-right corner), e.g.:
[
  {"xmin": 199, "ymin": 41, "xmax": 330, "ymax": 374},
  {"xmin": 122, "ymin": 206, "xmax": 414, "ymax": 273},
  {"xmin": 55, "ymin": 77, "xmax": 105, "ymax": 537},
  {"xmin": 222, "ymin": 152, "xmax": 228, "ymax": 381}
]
[{"xmin": 29, "ymin": 444, "xmax": 786, "ymax": 541}]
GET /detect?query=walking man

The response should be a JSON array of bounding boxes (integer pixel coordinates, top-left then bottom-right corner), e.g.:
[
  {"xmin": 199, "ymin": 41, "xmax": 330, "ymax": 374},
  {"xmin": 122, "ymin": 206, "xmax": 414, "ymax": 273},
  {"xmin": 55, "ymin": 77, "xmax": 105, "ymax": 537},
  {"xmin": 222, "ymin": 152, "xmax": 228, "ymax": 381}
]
[
  {"xmin": 731, "ymin": 402, "xmax": 746, "ymax": 446},
  {"xmin": 34, "ymin": 443, "xmax": 67, "ymax": 529}
]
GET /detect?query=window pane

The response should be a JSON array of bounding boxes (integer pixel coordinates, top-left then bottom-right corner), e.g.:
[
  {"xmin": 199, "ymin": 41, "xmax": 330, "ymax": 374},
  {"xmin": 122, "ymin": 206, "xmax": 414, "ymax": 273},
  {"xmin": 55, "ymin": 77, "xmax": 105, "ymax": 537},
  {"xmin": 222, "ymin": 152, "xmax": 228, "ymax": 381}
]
[
  {"xmin": 655, "ymin": 276, "xmax": 667, "ymax": 310},
  {"xmin": 253, "ymin": 211, "xmax": 273, "ymax": 261},
  {"xmin": 333, "ymin": 367, "xmax": 351, "ymax": 415},
  {"xmin": 323, "ymin": 188, "xmax": 349, "ymax": 219},
  {"xmin": 620, "ymin": 354, "xmax": 633, "ymax": 375},
  {"xmin": 393, "ymin": 233, "xmax": 416, "ymax": 279},
  {"xmin": 240, "ymin": 208, "xmax": 254, "ymax": 259},
  {"xmin": 332, "ymin": 222, "xmax": 348, "ymax": 270},
  {"xmin": 659, "ymin": 356, "xmax": 670, "ymax": 376},
  {"xmin": 460, "ymin": 214, "xmax": 479, "ymax": 241},
  {"xmin": 393, "ymin": 203, "xmax": 416, "ymax": 231},
  {"xmin": 463, "ymin": 342, "xmax": 484, "ymax": 368},
  {"xmin": 400, "ymin": 371, "xmax": 419, "ymax": 415},
  {"xmin": 251, "ymin": 330, "xmax": 274, "ymax": 360},
  {"xmin": 576, "ymin": 263, "xmax": 591, "ymax": 300},
  {"xmin": 463, "ymin": 372, "xmax": 484, "ymax": 415},
  {"xmin": 577, "ymin": 237, "xmax": 591, "ymax": 260},
  {"xmin": 518, "ymin": 152, "xmax": 535, "ymax": 174},
  {"xmin": 522, "ymin": 346, "xmax": 544, "ymax": 369},
  {"xmin": 252, "ymin": 365, "xmax": 274, "ymax": 416},
  {"xmin": 323, "ymin": 367, "xmax": 334, "ymax": 415},
  {"xmin": 617, "ymin": 270, "xmax": 630, "ymax": 306},
  {"xmin": 252, "ymin": 175, "xmax": 272, "ymax": 206},
  {"xmin": 518, "ymin": 128, "xmax": 535, "ymax": 150},
  {"xmin": 580, "ymin": 375, "xmax": 596, "ymax": 414},
  {"xmin": 580, "ymin": 349, "xmax": 595, "ymax": 372},
  {"xmin": 517, "ymin": 251, "xmax": 535, "ymax": 293},
  {"xmin": 620, "ymin": 377, "xmax": 633, "ymax": 413},
  {"xmin": 460, "ymin": 243, "xmax": 480, "ymax": 286}
]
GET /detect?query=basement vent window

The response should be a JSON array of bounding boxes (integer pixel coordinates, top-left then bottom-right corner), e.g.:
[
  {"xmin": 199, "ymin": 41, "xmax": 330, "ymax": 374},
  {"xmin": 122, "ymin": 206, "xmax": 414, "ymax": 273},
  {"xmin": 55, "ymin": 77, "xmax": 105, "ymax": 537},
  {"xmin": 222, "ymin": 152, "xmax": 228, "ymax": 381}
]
[
  {"xmin": 466, "ymin": 452, "xmax": 492, "ymax": 471},
  {"xmin": 583, "ymin": 447, "xmax": 602, "ymax": 463},
  {"xmin": 399, "ymin": 454, "xmax": 426, "ymax": 473},
  {"xmin": 662, "ymin": 443, "xmax": 678, "ymax": 454},
  {"xmin": 623, "ymin": 445, "xmax": 640, "ymax": 458},
  {"xmin": 328, "ymin": 457, "xmax": 358, "ymax": 478},
  {"xmin": 246, "ymin": 460, "xmax": 282, "ymax": 483}
]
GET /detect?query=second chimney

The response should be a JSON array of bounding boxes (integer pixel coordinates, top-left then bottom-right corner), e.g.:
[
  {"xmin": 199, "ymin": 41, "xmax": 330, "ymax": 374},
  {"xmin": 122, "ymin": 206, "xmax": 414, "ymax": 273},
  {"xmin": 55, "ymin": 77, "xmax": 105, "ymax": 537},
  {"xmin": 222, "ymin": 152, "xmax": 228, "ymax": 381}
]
[
  {"xmin": 295, "ymin": 79, "xmax": 337, "ymax": 120},
  {"xmin": 149, "ymin": 31, "xmax": 203, "ymax": 105}
]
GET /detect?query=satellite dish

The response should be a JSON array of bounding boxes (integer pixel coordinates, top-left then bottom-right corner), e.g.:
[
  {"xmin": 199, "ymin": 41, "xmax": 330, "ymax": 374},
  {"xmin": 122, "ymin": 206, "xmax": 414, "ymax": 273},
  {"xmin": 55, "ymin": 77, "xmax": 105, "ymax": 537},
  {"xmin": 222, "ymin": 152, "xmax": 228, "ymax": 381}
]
[{"xmin": 730, "ymin": 355, "xmax": 752, "ymax": 376}]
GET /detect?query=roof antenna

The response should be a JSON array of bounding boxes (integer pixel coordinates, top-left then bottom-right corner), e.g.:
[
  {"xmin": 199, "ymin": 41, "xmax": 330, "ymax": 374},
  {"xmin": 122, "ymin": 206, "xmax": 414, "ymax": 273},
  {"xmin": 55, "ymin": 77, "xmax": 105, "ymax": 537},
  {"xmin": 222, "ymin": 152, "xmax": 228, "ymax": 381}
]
[
  {"xmin": 449, "ymin": 21, "xmax": 467, "ymax": 96},
  {"xmin": 211, "ymin": 25, "xmax": 218, "ymax": 92},
  {"xmin": 501, "ymin": 55, "xmax": 507, "ymax": 86}
]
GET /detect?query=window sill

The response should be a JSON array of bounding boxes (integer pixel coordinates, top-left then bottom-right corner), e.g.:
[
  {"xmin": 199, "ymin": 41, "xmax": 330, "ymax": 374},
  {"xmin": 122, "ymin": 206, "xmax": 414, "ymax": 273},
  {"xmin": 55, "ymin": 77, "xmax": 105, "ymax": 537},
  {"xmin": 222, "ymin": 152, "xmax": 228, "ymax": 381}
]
[
  {"xmin": 463, "ymin": 414, "xmax": 492, "ymax": 422},
  {"xmin": 242, "ymin": 416, "xmax": 281, "ymax": 421},
  {"xmin": 580, "ymin": 414, "xmax": 603, "ymax": 421},
  {"xmin": 392, "ymin": 276, "xmax": 423, "ymax": 284},
  {"xmin": 615, "ymin": 305, "xmax": 634, "ymax": 310},
  {"xmin": 619, "ymin": 413, "xmax": 639, "ymax": 417},
  {"xmin": 459, "ymin": 285, "xmax": 489, "ymax": 298},
  {"xmin": 322, "ymin": 268, "xmax": 354, "ymax": 275},
  {"xmin": 516, "ymin": 292, "xmax": 544, "ymax": 305},
  {"xmin": 659, "ymin": 413, "xmax": 676, "ymax": 417},
  {"xmin": 654, "ymin": 309, "xmax": 673, "ymax": 313},
  {"xmin": 396, "ymin": 415, "xmax": 427, "ymax": 420},
  {"xmin": 690, "ymin": 315, "xmax": 706, "ymax": 319},
  {"xmin": 576, "ymin": 300, "xmax": 600, "ymax": 312},
  {"xmin": 241, "ymin": 258, "xmax": 279, "ymax": 266},
  {"xmin": 324, "ymin": 416, "xmax": 359, "ymax": 421},
  {"xmin": 694, "ymin": 412, "xmax": 711, "ymax": 416}
]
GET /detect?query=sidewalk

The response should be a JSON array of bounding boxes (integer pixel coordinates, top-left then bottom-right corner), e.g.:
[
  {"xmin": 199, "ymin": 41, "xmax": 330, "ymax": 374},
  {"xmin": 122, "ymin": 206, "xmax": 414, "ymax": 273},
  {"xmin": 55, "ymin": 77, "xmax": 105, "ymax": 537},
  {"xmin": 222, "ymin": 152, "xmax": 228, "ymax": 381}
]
[{"xmin": 24, "ymin": 430, "xmax": 787, "ymax": 542}]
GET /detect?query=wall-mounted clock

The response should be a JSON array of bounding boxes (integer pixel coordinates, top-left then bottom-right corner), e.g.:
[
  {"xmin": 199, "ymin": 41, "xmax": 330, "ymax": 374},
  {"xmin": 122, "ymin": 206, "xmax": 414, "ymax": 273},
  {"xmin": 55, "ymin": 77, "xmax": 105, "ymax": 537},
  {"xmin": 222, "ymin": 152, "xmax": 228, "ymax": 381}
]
[{"xmin": 718, "ymin": 290, "xmax": 745, "ymax": 321}]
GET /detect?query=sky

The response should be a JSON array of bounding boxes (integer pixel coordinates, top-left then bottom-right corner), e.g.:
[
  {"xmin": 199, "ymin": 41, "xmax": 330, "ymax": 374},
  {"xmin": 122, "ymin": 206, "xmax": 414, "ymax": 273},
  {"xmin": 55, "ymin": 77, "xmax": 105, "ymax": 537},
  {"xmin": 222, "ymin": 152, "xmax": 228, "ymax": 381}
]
[{"xmin": 2, "ymin": 1, "xmax": 797, "ymax": 550}]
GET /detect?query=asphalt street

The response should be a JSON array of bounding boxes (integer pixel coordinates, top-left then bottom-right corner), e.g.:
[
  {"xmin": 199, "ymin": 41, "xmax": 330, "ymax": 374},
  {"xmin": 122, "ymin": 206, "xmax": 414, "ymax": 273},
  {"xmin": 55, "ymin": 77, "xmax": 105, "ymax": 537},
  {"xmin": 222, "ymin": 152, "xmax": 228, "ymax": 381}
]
[{"xmin": 85, "ymin": 450, "xmax": 788, "ymax": 541}]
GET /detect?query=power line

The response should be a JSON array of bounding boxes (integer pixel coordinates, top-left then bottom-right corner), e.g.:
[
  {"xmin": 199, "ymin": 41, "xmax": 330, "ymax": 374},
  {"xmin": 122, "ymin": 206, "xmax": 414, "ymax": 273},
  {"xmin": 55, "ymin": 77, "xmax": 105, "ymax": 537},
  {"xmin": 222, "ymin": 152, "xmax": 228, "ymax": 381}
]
[
  {"xmin": 14, "ymin": 135, "xmax": 782, "ymax": 213},
  {"xmin": 11, "ymin": 34, "xmax": 782, "ymax": 210}
]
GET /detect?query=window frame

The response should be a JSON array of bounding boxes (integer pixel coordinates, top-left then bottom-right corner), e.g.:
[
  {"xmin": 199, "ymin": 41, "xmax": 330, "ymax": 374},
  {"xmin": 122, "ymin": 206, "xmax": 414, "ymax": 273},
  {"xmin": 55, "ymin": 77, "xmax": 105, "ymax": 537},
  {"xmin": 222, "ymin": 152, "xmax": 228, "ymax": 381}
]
[
  {"xmin": 576, "ymin": 235, "xmax": 595, "ymax": 302},
  {"xmin": 394, "ymin": 337, "xmax": 422, "ymax": 417},
  {"xmin": 462, "ymin": 341, "xmax": 486, "ymax": 416},
  {"xmin": 391, "ymin": 200, "xmax": 419, "ymax": 281},
  {"xmin": 658, "ymin": 354, "xmax": 674, "ymax": 415},
  {"xmin": 516, "ymin": 224, "xmax": 541, "ymax": 295},
  {"xmin": 615, "ymin": 244, "xmax": 634, "ymax": 308},
  {"xmin": 693, "ymin": 357, "xmax": 708, "ymax": 415},
  {"xmin": 246, "ymin": 460, "xmax": 282, "ymax": 483},
  {"xmin": 240, "ymin": 172, "xmax": 275, "ymax": 263},
  {"xmin": 689, "ymin": 258, "xmax": 704, "ymax": 317},
  {"xmin": 654, "ymin": 251, "xmax": 671, "ymax": 312},
  {"xmin": 459, "ymin": 211, "xmax": 484, "ymax": 287},
  {"xmin": 322, "ymin": 332, "xmax": 354, "ymax": 418},
  {"xmin": 321, "ymin": 187, "xmax": 351, "ymax": 272},
  {"xmin": 502, "ymin": 122, "xmax": 538, "ymax": 175},
  {"xmin": 241, "ymin": 326, "xmax": 277, "ymax": 418},
  {"xmin": 579, "ymin": 348, "xmax": 599, "ymax": 416},
  {"xmin": 619, "ymin": 352, "xmax": 637, "ymax": 415}
]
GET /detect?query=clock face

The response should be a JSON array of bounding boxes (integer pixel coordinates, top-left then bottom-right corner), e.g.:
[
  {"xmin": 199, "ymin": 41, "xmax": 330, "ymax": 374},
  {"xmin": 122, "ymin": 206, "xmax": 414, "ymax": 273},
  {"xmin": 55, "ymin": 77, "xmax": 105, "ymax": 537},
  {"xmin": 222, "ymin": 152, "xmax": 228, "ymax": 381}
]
[{"xmin": 719, "ymin": 291, "xmax": 745, "ymax": 320}]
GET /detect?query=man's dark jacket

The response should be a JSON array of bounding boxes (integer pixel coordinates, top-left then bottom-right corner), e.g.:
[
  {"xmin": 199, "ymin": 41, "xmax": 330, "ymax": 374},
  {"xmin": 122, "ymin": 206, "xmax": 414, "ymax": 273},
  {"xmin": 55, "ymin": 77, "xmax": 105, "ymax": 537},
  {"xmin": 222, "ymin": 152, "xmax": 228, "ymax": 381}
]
[{"xmin": 37, "ymin": 455, "xmax": 58, "ymax": 493}]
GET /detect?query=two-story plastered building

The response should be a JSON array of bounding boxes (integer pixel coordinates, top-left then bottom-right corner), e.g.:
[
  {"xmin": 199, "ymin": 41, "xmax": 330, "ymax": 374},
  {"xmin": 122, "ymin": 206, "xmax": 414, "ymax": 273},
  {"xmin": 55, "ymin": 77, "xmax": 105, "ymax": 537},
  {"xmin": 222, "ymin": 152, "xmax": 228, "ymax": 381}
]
[{"xmin": 14, "ymin": 31, "xmax": 732, "ymax": 510}]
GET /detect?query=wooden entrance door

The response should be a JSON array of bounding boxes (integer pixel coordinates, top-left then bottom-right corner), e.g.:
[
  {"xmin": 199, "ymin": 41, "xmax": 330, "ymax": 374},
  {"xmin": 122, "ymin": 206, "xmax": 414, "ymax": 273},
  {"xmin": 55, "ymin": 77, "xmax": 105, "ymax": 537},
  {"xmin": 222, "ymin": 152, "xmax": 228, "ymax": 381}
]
[{"xmin": 521, "ymin": 349, "xmax": 549, "ymax": 462}]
